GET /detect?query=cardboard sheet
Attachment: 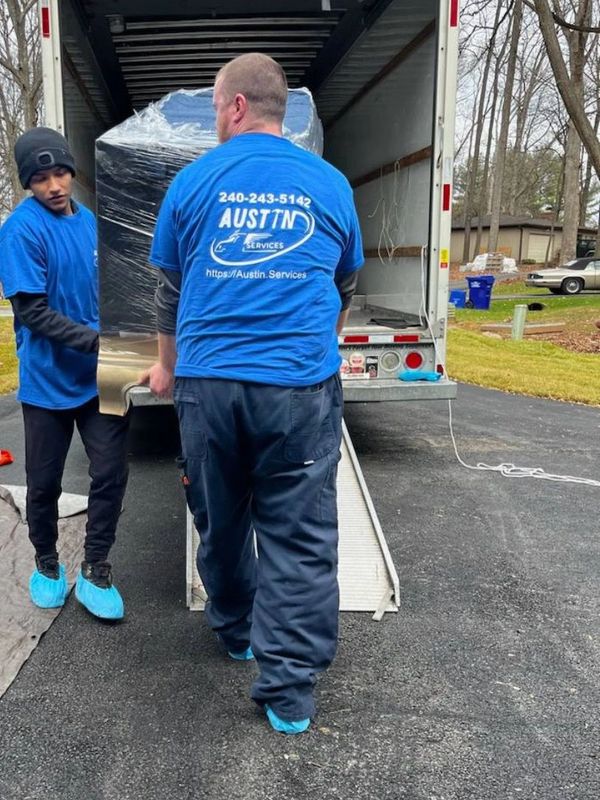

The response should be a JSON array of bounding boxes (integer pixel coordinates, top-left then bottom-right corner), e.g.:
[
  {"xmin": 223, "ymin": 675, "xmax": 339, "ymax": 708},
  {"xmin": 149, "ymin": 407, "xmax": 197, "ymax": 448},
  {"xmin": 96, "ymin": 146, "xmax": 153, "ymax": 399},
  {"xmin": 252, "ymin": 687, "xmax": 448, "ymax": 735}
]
[{"xmin": 0, "ymin": 489, "xmax": 87, "ymax": 698}]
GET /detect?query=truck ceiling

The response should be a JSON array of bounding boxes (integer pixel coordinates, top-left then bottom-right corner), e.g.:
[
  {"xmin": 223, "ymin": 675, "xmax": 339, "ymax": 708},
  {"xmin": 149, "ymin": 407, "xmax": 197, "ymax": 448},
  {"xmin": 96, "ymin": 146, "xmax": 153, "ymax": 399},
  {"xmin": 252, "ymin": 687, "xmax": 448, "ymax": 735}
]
[{"xmin": 69, "ymin": 0, "xmax": 401, "ymax": 120}]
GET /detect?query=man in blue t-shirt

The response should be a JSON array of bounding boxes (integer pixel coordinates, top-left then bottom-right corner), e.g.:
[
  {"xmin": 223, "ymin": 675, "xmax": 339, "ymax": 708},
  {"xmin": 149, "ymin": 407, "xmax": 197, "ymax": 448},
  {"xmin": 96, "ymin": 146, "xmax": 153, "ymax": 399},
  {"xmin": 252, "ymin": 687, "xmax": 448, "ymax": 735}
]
[
  {"xmin": 0, "ymin": 127, "xmax": 129, "ymax": 621},
  {"xmin": 144, "ymin": 53, "xmax": 363, "ymax": 734}
]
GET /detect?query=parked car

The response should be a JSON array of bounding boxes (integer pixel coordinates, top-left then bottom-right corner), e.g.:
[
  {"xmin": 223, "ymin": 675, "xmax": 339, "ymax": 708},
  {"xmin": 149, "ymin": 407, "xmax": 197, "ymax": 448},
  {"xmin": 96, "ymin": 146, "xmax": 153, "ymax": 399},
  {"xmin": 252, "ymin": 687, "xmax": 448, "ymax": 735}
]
[{"xmin": 525, "ymin": 257, "xmax": 600, "ymax": 294}]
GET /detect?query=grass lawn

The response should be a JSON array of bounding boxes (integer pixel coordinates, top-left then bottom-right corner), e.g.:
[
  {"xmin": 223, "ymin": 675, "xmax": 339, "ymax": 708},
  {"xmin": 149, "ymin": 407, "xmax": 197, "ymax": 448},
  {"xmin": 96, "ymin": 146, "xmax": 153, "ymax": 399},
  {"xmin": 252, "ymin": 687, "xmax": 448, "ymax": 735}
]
[
  {"xmin": 447, "ymin": 329, "xmax": 600, "ymax": 405},
  {"xmin": 448, "ymin": 288, "xmax": 600, "ymax": 405},
  {"xmin": 0, "ymin": 317, "xmax": 18, "ymax": 395},
  {"xmin": 489, "ymin": 279, "xmax": 545, "ymax": 296}
]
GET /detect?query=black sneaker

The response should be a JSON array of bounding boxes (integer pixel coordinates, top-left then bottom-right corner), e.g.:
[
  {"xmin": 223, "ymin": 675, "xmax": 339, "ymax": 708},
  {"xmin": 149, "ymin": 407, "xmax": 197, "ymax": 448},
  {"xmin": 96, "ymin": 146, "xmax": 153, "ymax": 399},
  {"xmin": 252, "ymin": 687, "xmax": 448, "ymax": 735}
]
[
  {"xmin": 81, "ymin": 561, "xmax": 113, "ymax": 589},
  {"xmin": 35, "ymin": 554, "xmax": 60, "ymax": 580}
]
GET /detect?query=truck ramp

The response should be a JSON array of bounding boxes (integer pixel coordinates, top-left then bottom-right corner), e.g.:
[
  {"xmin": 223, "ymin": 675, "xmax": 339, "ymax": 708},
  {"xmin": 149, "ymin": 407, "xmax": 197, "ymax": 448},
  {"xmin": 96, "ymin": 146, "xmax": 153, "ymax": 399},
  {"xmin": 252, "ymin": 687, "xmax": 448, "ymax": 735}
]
[{"xmin": 187, "ymin": 420, "xmax": 400, "ymax": 619}]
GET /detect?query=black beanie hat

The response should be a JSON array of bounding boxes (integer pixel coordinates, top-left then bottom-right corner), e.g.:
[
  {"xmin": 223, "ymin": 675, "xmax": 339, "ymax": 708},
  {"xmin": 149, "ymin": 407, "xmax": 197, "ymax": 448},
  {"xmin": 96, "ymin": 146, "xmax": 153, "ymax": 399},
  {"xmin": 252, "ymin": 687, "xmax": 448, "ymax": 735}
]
[{"xmin": 14, "ymin": 127, "xmax": 76, "ymax": 189}]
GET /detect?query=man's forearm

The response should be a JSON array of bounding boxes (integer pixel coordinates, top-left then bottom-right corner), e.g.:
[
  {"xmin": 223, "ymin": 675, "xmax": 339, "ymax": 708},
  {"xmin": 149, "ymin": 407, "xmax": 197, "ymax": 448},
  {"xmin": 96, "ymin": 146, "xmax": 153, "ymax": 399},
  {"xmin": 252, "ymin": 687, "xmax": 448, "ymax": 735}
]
[
  {"xmin": 158, "ymin": 332, "xmax": 177, "ymax": 373},
  {"xmin": 336, "ymin": 308, "xmax": 351, "ymax": 334},
  {"xmin": 334, "ymin": 269, "xmax": 358, "ymax": 335}
]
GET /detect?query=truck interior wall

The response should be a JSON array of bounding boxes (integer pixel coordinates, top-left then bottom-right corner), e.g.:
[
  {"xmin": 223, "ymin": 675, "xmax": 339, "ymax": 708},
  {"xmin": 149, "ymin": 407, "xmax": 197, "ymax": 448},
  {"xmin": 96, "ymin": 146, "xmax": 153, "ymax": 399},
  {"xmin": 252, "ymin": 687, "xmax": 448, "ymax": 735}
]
[
  {"xmin": 61, "ymin": 68, "xmax": 103, "ymax": 208},
  {"xmin": 59, "ymin": 0, "xmax": 116, "ymax": 208},
  {"xmin": 317, "ymin": 0, "xmax": 437, "ymax": 317}
]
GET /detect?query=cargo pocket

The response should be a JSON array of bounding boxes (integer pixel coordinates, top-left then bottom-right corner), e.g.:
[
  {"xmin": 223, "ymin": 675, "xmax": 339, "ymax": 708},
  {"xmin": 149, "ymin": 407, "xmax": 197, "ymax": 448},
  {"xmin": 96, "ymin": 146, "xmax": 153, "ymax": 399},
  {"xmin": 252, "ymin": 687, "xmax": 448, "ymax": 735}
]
[
  {"xmin": 173, "ymin": 391, "xmax": 208, "ymax": 463},
  {"xmin": 284, "ymin": 383, "xmax": 336, "ymax": 463}
]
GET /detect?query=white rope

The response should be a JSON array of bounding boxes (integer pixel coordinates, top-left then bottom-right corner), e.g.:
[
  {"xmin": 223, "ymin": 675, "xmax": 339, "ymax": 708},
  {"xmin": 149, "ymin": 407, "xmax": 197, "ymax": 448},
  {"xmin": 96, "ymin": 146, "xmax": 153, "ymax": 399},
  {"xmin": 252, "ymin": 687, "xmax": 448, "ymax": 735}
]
[
  {"xmin": 447, "ymin": 398, "xmax": 600, "ymax": 487},
  {"xmin": 415, "ymin": 245, "xmax": 600, "ymax": 489}
]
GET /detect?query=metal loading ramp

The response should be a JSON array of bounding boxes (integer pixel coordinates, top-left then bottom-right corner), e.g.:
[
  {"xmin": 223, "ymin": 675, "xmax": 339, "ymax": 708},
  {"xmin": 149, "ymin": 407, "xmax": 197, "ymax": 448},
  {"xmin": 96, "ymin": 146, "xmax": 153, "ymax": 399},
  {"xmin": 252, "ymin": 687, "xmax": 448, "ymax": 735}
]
[{"xmin": 187, "ymin": 420, "xmax": 400, "ymax": 619}]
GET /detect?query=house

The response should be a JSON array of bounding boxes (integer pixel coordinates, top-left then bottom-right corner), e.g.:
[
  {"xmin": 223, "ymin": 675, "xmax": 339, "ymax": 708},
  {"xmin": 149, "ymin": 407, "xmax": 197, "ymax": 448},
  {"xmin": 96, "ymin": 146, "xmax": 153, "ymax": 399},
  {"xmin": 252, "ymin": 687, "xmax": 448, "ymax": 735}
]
[{"xmin": 451, "ymin": 215, "xmax": 597, "ymax": 264}]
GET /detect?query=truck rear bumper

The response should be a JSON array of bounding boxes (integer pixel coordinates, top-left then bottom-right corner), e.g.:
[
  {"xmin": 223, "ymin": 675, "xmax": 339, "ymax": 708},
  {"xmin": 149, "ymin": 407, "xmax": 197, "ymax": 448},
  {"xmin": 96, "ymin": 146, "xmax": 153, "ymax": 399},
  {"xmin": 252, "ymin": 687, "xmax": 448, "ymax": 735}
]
[
  {"xmin": 122, "ymin": 377, "xmax": 458, "ymax": 411},
  {"xmin": 341, "ymin": 377, "xmax": 457, "ymax": 402}
]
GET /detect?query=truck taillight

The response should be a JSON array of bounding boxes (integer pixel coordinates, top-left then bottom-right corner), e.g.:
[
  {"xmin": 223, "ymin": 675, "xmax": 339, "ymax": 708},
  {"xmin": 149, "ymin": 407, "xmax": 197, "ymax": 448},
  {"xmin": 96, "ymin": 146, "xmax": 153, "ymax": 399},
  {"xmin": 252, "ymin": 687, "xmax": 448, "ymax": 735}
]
[
  {"xmin": 442, "ymin": 183, "xmax": 451, "ymax": 211},
  {"xmin": 437, "ymin": 364, "xmax": 445, "ymax": 375},
  {"xmin": 41, "ymin": 1, "xmax": 51, "ymax": 37},
  {"xmin": 344, "ymin": 335, "xmax": 369, "ymax": 344},
  {"xmin": 405, "ymin": 352, "xmax": 423, "ymax": 369},
  {"xmin": 450, "ymin": 0, "xmax": 459, "ymax": 27}
]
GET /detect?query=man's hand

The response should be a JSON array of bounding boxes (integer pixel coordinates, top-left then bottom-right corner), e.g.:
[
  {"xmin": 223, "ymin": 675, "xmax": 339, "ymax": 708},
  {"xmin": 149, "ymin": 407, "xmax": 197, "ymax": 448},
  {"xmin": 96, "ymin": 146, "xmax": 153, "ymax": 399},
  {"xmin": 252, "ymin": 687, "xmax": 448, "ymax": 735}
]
[{"xmin": 139, "ymin": 363, "xmax": 174, "ymax": 399}]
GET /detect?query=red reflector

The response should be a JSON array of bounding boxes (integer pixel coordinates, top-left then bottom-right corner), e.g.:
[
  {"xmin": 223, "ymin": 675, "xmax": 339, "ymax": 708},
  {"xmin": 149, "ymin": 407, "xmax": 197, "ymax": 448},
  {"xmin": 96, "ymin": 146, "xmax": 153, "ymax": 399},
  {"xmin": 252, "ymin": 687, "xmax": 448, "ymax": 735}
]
[
  {"xmin": 437, "ymin": 364, "xmax": 445, "ymax": 375},
  {"xmin": 405, "ymin": 352, "xmax": 423, "ymax": 369},
  {"xmin": 41, "ymin": 6, "xmax": 50, "ymax": 37},
  {"xmin": 393, "ymin": 334, "xmax": 419, "ymax": 343},
  {"xmin": 442, "ymin": 183, "xmax": 451, "ymax": 211},
  {"xmin": 343, "ymin": 335, "xmax": 369, "ymax": 344},
  {"xmin": 450, "ymin": 0, "xmax": 459, "ymax": 27}
]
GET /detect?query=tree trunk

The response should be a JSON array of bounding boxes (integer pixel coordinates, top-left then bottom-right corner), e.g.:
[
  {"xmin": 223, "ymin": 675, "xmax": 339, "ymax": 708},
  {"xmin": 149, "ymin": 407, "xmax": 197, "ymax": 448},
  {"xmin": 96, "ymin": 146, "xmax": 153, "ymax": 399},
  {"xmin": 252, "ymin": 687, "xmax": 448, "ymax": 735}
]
[
  {"xmin": 561, "ymin": 119, "xmax": 581, "ymax": 262},
  {"xmin": 579, "ymin": 109, "xmax": 600, "ymax": 223},
  {"xmin": 555, "ymin": 0, "xmax": 592, "ymax": 261},
  {"xmin": 488, "ymin": 0, "xmax": 523, "ymax": 253},
  {"xmin": 544, "ymin": 159, "xmax": 565, "ymax": 268},
  {"xmin": 507, "ymin": 49, "xmax": 544, "ymax": 216},
  {"xmin": 474, "ymin": 66, "xmax": 501, "ymax": 256}
]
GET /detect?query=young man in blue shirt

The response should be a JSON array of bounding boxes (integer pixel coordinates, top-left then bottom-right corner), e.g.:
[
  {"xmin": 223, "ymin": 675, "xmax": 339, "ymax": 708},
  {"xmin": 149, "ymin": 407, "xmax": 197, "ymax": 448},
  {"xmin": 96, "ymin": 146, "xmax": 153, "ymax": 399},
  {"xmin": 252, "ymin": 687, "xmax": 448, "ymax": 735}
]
[
  {"xmin": 0, "ymin": 127, "xmax": 129, "ymax": 620},
  {"xmin": 145, "ymin": 53, "xmax": 363, "ymax": 733}
]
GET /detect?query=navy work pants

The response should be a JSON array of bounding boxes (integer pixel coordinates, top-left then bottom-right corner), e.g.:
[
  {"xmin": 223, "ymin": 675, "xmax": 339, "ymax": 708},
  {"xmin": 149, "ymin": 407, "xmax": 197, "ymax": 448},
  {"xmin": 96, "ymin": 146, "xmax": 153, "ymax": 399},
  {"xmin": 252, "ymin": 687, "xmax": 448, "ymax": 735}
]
[
  {"xmin": 174, "ymin": 374, "xmax": 343, "ymax": 721},
  {"xmin": 22, "ymin": 397, "xmax": 130, "ymax": 564}
]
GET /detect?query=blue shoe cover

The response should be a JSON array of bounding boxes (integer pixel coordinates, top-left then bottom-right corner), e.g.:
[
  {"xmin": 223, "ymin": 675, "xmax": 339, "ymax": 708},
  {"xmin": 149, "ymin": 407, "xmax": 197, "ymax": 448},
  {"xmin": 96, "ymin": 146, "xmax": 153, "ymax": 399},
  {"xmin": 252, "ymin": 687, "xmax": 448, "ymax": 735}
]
[
  {"xmin": 75, "ymin": 572, "xmax": 124, "ymax": 620},
  {"xmin": 29, "ymin": 564, "xmax": 67, "ymax": 609},
  {"xmin": 265, "ymin": 705, "xmax": 310, "ymax": 735},
  {"xmin": 399, "ymin": 369, "xmax": 441, "ymax": 382},
  {"xmin": 228, "ymin": 646, "xmax": 254, "ymax": 661}
]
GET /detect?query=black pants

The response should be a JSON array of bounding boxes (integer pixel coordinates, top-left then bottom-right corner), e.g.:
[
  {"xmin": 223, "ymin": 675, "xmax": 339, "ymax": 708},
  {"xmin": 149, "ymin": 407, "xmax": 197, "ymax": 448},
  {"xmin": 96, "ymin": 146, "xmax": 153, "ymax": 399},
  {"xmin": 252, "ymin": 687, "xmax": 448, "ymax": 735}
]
[{"xmin": 22, "ymin": 397, "xmax": 130, "ymax": 563}]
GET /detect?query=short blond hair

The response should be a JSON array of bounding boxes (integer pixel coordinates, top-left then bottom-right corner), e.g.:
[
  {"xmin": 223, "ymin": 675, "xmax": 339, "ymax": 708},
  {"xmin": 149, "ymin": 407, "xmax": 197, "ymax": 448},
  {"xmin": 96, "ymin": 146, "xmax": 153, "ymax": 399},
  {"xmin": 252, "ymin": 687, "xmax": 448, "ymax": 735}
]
[{"xmin": 215, "ymin": 53, "xmax": 288, "ymax": 124}]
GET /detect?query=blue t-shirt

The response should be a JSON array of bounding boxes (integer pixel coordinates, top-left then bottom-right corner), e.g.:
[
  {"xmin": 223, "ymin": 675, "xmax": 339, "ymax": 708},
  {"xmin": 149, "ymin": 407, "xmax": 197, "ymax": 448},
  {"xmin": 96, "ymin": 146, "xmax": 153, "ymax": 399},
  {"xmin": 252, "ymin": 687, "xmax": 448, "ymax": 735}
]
[
  {"xmin": 150, "ymin": 132, "xmax": 363, "ymax": 386},
  {"xmin": 0, "ymin": 197, "xmax": 98, "ymax": 409}
]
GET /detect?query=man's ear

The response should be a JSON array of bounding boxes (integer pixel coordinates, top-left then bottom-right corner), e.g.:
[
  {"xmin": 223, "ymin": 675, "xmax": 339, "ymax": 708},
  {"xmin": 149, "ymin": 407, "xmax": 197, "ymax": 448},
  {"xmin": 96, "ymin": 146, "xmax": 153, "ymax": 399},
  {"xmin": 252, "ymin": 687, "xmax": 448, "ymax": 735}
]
[{"xmin": 233, "ymin": 92, "xmax": 248, "ymax": 123}]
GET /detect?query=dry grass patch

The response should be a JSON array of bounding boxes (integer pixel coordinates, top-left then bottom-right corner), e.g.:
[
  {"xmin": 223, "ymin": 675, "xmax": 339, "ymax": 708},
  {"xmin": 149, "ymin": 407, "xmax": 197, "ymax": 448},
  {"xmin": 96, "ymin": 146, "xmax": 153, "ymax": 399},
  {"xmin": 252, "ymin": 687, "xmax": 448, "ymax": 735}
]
[{"xmin": 447, "ymin": 328, "xmax": 600, "ymax": 406}]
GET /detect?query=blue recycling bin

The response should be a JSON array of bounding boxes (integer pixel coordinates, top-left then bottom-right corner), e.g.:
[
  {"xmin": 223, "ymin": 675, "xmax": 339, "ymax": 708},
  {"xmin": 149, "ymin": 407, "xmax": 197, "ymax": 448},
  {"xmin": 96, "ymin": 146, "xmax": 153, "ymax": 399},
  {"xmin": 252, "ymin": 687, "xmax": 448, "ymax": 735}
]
[
  {"xmin": 449, "ymin": 289, "xmax": 466, "ymax": 308},
  {"xmin": 466, "ymin": 275, "xmax": 495, "ymax": 310}
]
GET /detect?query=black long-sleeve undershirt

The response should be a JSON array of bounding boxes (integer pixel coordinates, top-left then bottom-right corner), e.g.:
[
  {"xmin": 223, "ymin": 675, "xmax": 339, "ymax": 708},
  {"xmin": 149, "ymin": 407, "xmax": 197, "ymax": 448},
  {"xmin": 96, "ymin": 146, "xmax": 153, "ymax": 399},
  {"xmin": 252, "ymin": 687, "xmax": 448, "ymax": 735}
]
[
  {"xmin": 334, "ymin": 269, "xmax": 359, "ymax": 311},
  {"xmin": 10, "ymin": 293, "xmax": 99, "ymax": 353},
  {"xmin": 155, "ymin": 269, "xmax": 182, "ymax": 336}
]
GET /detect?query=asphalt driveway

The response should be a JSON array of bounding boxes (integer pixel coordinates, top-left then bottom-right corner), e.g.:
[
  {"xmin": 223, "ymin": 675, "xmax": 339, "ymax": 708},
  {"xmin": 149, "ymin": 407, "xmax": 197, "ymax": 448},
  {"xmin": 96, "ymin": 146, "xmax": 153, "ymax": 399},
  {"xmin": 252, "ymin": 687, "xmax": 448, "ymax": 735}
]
[{"xmin": 0, "ymin": 386, "xmax": 598, "ymax": 800}]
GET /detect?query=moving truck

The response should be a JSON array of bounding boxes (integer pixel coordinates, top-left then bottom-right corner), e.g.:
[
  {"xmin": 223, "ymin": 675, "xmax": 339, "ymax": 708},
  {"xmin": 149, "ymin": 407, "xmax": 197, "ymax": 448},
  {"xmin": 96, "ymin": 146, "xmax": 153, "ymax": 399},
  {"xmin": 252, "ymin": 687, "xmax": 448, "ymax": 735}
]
[
  {"xmin": 40, "ymin": 0, "xmax": 459, "ymax": 412},
  {"xmin": 40, "ymin": 0, "xmax": 460, "ymax": 614}
]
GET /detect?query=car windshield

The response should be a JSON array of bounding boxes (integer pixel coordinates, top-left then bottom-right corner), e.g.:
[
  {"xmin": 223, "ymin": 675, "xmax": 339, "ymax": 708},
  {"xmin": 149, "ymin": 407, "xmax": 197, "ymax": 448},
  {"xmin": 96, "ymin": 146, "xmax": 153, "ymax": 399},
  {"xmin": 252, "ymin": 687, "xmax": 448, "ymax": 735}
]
[{"xmin": 564, "ymin": 260, "xmax": 587, "ymax": 270}]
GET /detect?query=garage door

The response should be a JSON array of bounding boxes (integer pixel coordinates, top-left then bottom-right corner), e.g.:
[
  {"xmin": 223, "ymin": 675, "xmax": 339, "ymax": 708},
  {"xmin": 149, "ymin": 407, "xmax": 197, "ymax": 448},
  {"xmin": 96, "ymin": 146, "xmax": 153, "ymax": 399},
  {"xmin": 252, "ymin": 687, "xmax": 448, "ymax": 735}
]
[{"xmin": 528, "ymin": 233, "xmax": 553, "ymax": 262}]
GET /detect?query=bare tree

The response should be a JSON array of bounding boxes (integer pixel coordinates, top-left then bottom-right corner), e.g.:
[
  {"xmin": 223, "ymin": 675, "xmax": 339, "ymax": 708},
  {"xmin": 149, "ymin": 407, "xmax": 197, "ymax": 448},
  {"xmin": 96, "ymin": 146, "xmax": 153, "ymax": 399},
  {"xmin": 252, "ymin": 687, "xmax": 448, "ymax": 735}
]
[
  {"xmin": 579, "ymin": 36, "xmax": 600, "ymax": 225},
  {"xmin": 551, "ymin": 1, "xmax": 593, "ymax": 261},
  {"xmin": 532, "ymin": 0, "xmax": 600, "ymax": 175},
  {"xmin": 488, "ymin": 0, "xmax": 523, "ymax": 252},
  {"xmin": 461, "ymin": 1, "xmax": 507, "ymax": 262},
  {"xmin": 0, "ymin": 0, "xmax": 42, "ymax": 218},
  {"xmin": 473, "ymin": 26, "xmax": 512, "ymax": 255},
  {"xmin": 506, "ymin": 29, "xmax": 546, "ymax": 215}
]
